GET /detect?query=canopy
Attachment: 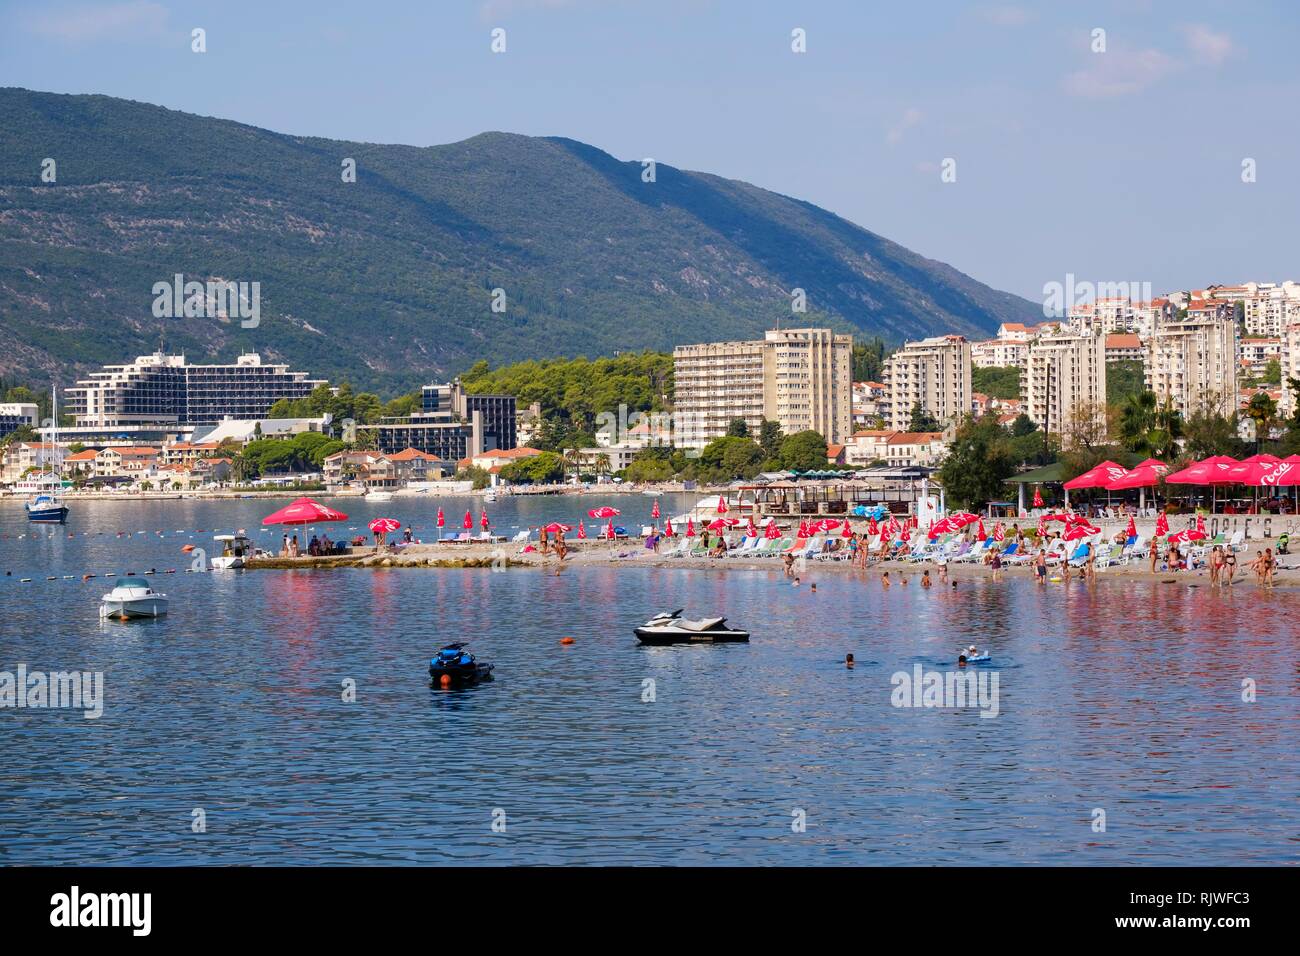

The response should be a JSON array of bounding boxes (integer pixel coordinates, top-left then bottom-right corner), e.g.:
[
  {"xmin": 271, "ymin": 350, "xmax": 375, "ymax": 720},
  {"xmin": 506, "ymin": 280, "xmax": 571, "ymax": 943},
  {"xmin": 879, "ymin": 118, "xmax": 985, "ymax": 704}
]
[
  {"xmin": 587, "ymin": 506, "xmax": 621, "ymax": 518},
  {"xmin": 1063, "ymin": 460, "xmax": 1129, "ymax": 490},
  {"xmin": 928, "ymin": 511, "xmax": 978, "ymax": 540},
  {"xmin": 542, "ymin": 522, "xmax": 571, "ymax": 534},
  {"xmin": 1063, "ymin": 523, "xmax": 1100, "ymax": 541},
  {"xmin": 1106, "ymin": 463, "xmax": 1167, "ymax": 490},
  {"xmin": 368, "ymin": 517, "xmax": 401, "ymax": 534},
  {"xmin": 1165, "ymin": 459, "xmax": 1239, "ymax": 485},
  {"xmin": 262, "ymin": 497, "xmax": 348, "ymax": 526}
]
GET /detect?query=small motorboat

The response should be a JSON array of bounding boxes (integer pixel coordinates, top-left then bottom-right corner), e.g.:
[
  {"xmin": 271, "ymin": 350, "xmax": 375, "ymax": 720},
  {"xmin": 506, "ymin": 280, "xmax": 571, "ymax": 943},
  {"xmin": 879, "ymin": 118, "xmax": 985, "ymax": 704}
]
[
  {"xmin": 429, "ymin": 642, "xmax": 494, "ymax": 687},
  {"xmin": 210, "ymin": 533, "xmax": 253, "ymax": 570},
  {"xmin": 100, "ymin": 584, "xmax": 169, "ymax": 619},
  {"xmin": 634, "ymin": 609, "xmax": 750, "ymax": 645},
  {"xmin": 364, "ymin": 490, "xmax": 394, "ymax": 502}
]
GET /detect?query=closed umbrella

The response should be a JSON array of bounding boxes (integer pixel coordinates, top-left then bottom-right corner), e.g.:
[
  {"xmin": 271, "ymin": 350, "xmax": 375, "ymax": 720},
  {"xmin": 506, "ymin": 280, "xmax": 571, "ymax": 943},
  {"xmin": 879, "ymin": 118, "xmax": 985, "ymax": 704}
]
[
  {"xmin": 715, "ymin": 496, "xmax": 729, "ymax": 514},
  {"xmin": 462, "ymin": 510, "xmax": 473, "ymax": 530},
  {"xmin": 977, "ymin": 518, "xmax": 987, "ymax": 542},
  {"xmin": 651, "ymin": 500, "xmax": 660, "ymax": 520},
  {"xmin": 436, "ymin": 507, "xmax": 445, "ymax": 528},
  {"xmin": 686, "ymin": 518, "xmax": 695, "ymax": 537},
  {"xmin": 664, "ymin": 518, "xmax": 675, "ymax": 537},
  {"xmin": 1154, "ymin": 512, "xmax": 1169, "ymax": 537},
  {"xmin": 1032, "ymin": 486, "xmax": 1043, "ymax": 508},
  {"xmin": 840, "ymin": 521, "xmax": 853, "ymax": 539},
  {"xmin": 480, "ymin": 511, "xmax": 490, "ymax": 530},
  {"xmin": 578, "ymin": 521, "xmax": 587, "ymax": 540},
  {"xmin": 746, "ymin": 517, "xmax": 759, "ymax": 537}
]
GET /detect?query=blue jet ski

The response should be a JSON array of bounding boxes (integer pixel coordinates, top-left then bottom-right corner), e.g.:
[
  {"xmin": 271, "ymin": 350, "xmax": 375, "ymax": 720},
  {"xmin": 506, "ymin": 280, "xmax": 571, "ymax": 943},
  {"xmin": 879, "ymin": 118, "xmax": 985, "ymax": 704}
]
[{"xmin": 429, "ymin": 642, "xmax": 494, "ymax": 686}]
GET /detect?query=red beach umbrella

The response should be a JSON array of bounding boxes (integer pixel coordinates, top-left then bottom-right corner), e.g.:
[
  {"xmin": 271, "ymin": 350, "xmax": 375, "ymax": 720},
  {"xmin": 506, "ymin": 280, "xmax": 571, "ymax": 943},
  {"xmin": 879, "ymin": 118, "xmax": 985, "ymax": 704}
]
[
  {"xmin": 1062, "ymin": 523, "xmax": 1099, "ymax": 541},
  {"xmin": 746, "ymin": 517, "xmax": 759, "ymax": 537},
  {"xmin": 686, "ymin": 518, "xmax": 695, "ymax": 537},
  {"xmin": 542, "ymin": 522, "xmax": 571, "ymax": 534},
  {"xmin": 578, "ymin": 521, "xmax": 587, "ymax": 539},
  {"xmin": 480, "ymin": 511, "xmax": 490, "ymax": 529},
  {"xmin": 1155, "ymin": 512, "xmax": 1169, "ymax": 537},
  {"xmin": 605, "ymin": 518, "xmax": 615, "ymax": 539},
  {"xmin": 867, "ymin": 517, "xmax": 878, "ymax": 535},
  {"xmin": 764, "ymin": 521, "xmax": 781, "ymax": 540},
  {"xmin": 436, "ymin": 507, "xmax": 445, "ymax": 528},
  {"xmin": 651, "ymin": 500, "xmax": 660, "ymax": 519},
  {"xmin": 462, "ymin": 510, "xmax": 473, "ymax": 530},
  {"xmin": 708, "ymin": 518, "xmax": 738, "ymax": 531},
  {"xmin": 262, "ymin": 497, "xmax": 349, "ymax": 526},
  {"xmin": 1063, "ymin": 460, "xmax": 1129, "ymax": 490},
  {"xmin": 992, "ymin": 522, "xmax": 1005, "ymax": 542},
  {"xmin": 1167, "ymin": 526, "xmax": 1207, "ymax": 544},
  {"xmin": 368, "ymin": 517, "xmax": 401, "ymax": 534},
  {"xmin": 1106, "ymin": 464, "xmax": 1166, "ymax": 490},
  {"xmin": 588, "ymin": 506, "xmax": 621, "ymax": 519},
  {"xmin": 1125, "ymin": 516, "xmax": 1137, "ymax": 538},
  {"xmin": 715, "ymin": 496, "xmax": 729, "ymax": 514},
  {"xmin": 900, "ymin": 525, "xmax": 910, "ymax": 542},
  {"xmin": 840, "ymin": 521, "xmax": 853, "ymax": 539},
  {"xmin": 664, "ymin": 518, "xmax": 675, "ymax": 536},
  {"xmin": 1165, "ymin": 459, "xmax": 1238, "ymax": 485},
  {"xmin": 977, "ymin": 518, "xmax": 987, "ymax": 541},
  {"xmin": 1032, "ymin": 485, "xmax": 1043, "ymax": 508}
]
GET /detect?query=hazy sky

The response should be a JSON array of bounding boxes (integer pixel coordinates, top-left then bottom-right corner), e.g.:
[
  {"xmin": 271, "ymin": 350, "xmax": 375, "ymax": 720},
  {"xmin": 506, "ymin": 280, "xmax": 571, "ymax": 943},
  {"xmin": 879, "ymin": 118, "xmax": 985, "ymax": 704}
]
[{"xmin": 3, "ymin": 0, "xmax": 1296, "ymax": 303}]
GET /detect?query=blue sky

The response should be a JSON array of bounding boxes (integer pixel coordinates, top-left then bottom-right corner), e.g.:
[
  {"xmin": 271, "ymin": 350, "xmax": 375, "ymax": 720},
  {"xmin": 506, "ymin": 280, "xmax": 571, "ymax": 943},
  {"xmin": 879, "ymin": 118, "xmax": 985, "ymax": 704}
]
[{"xmin": 2, "ymin": 0, "xmax": 1296, "ymax": 303}]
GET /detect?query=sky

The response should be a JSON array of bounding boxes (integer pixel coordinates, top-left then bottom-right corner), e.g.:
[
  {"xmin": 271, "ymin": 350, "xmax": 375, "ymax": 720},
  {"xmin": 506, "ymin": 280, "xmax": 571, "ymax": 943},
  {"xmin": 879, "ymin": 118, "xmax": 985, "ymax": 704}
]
[{"xmin": 2, "ymin": 0, "xmax": 1297, "ymax": 304}]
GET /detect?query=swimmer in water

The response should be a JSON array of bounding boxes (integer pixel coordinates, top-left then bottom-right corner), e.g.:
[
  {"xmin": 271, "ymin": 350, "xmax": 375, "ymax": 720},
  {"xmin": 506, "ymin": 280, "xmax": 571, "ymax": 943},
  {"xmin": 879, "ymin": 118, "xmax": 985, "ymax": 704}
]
[
  {"xmin": 921, "ymin": 569, "xmax": 931, "ymax": 588},
  {"xmin": 810, "ymin": 582, "xmax": 817, "ymax": 593},
  {"xmin": 792, "ymin": 576, "xmax": 801, "ymax": 587},
  {"xmin": 845, "ymin": 653, "xmax": 855, "ymax": 669},
  {"xmin": 957, "ymin": 654, "xmax": 968, "ymax": 666},
  {"xmin": 881, "ymin": 571, "xmax": 890, "ymax": 587}
]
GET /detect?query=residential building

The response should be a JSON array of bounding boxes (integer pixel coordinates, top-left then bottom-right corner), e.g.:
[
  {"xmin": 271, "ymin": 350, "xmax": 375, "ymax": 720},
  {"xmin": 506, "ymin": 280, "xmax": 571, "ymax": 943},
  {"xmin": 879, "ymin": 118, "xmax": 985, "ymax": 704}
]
[
  {"xmin": 421, "ymin": 381, "xmax": 517, "ymax": 451},
  {"xmin": 94, "ymin": 446, "xmax": 161, "ymax": 479},
  {"xmin": 0, "ymin": 442, "xmax": 59, "ymax": 485},
  {"xmin": 1104, "ymin": 333, "xmax": 1144, "ymax": 365},
  {"xmin": 672, "ymin": 327, "xmax": 853, "ymax": 447},
  {"xmin": 1145, "ymin": 311, "xmax": 1239, "ymax": 417},
  {"xmin": 844, "ymin": 429, "xmax": 895, "ymax": 467},
  {"xmin": 880, "ymin": 335, "xmax": 971, "ymax": 430},
  {"xmin": 1282, "ymin": 321, "xmax": 1300, "ymax": 418},
  {"xmin": 850, "ymin": 381, "xmax": 887, "ymax": 427},
  {"xmin": 884, "ymin": 431, "xmax": 947, "ymax": 468},
  {"xmin": 1239, "ymin": 337, "xmax": 1281, "ymax": 378},
  {"xmin": 1022, "ymin": 329, "xmax": 1108, "ymax": 435},
  {"xmin": 66, "ymin": 352, "xmax": 326, "ymax": 428}
]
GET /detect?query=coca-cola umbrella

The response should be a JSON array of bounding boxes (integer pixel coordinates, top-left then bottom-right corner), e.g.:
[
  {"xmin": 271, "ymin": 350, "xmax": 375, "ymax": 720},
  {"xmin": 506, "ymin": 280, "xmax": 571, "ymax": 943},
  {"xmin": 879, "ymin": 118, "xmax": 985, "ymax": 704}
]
[
  {"xmin": 1064, "ymin": 461, "xmax": 1130, "ymax": 490},
  {"xmin": 1062, "ymin": 521, "xmax": 1100, "ymax": 541},
  {"xmin": 480, "ymin": 511, "xmax": 490, "ymax": 530},
  {"xmin": 436, "ymin": 507, "xmax": 445, "ymax": 528},
  {"xmin": 840, "ymin": 520, "xmax": 853, "ymax": 539},
  {"xmin": 1032, "ymin": 485, "xmax": 1044, "ymax": 508},
  {"xmin": 262, "ymin": 497, "xmax": 349, "ymax": 526},
  {"xmin": 715, "ymin": 496, "xmax": 729, "ymax": 514},
  {"xmin": 605, "ymin": 518, "xmax": 616, "ymax": 540},
  {"xmin": 976, "ymin": 518, "xmax": 987, "ymax": 542},
  {"xmin": 542, "ymin": 522, "xmax": 572, "ymax": 535},
  {"xmin": 746, "ymin": 517, "xmax": 759, "ymax": 538},
  {"xmin": 764, "ymin": 521, "xmax": 782, "ymax": 540},
  {"xmin": 686, "ymin": 518, "xmax": 696, "ymax": 538},
  {"xmin": 1154, "ymin": 512, "xmax": 1169, "ymax": 537},
  {"xmin": 651, "ymin": 500, "xmax": 660, "ymax": 520},
  {"xmin": 992, "ymin": 522, "xmax": 1005, "ymax": 542},
  {"xmin": 1167, "ymin": 512, "xmax": 1207, "ymax": 544},
  {"xmin": 1165, "ymin": 457, "xmax": 1239, "ymax": 512},
  {"xmin": 462, "ymin": 510, "xmax": 473, "ymax": 530},
  {"xmin": 1125, "ymin": 515, "xmax": 1137, "ymax": 539},
  {"xmin": 588, "ymin": 506, "xmax": 621, "ymax": 519},
  {"xmin": 368, "ymin": 517, "xmax": 401, "ymax": 535},
  {"xmin": 664, "ymin": 517, "xmax": 675, "ymax": 537},
  {"xmin": 708, "ymin": 517, "xmax": 739, "ymax": 532},
  {"xmin": 578, "ymin": 520, "xmax": 587, "ymax": 540}
]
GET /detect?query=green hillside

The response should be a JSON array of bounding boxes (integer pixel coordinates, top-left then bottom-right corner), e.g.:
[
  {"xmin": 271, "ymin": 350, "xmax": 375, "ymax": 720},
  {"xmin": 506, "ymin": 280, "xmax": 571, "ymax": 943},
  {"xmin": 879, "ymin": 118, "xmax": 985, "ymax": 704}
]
[{"xmin": 0, "ymin": 87, "xmax": 1039, "ymax": 392}]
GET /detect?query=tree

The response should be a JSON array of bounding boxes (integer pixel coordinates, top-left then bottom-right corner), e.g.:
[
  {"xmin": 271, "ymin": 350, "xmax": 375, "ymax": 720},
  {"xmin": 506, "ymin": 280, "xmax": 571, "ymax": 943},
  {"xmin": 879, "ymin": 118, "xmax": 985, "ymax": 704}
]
[
  {"xmin": 1244, "ymin": 392, "xmax": 1278, "ymax": 450},
  {"xmin": 1105, "ymin": 360, "xmax": 1145, "ymax": 404},
  {"xmin": 1115, "ymin": 391, "xmax": 1182, "ymax": 460},
  {"xmin": 778, "ymin": 430, "xmax": 829, "ymax": 471},
  {"xmin": 1182, "ymin": 394, "xmax": 1246, "ymax": 459},
  {"xmin": 851, "ymin": 338, "xmax": 890, "ymax": 381},
  {"xmin": 1060, "ymin": 401, "xmax": 1117, "ymax": 475},
  {"xmin": 971, "ymin": 366, "xmax": 1021, "ymax": 400},
  {"xmin": 937, "ymin": 414, "xmax": 1016, "ymax": 511},
  {"xmin": 725, "ymin": 418, "xmax": 750, "ymax": 438},
  {"xmin": 758, "ymin": 420, "xmax": 783, "ymax": 460},
  {"xmin": 1263, "ymin": 358, "xmax": 1282, "ymax": 386},
  {"xmin": 908, "ymin": 403, "xmax": 941, "ymax": 432},
  {"xmin": 1009, "ymin": 413, "xmax": 1037, "ymax": 438},
  {"xmin": 698, "ymin": 436, "xmax": 763, "ymax": 480},
  {"xmin": 499, "ymin": 452, "xmax": 565, "ymax": 484}
]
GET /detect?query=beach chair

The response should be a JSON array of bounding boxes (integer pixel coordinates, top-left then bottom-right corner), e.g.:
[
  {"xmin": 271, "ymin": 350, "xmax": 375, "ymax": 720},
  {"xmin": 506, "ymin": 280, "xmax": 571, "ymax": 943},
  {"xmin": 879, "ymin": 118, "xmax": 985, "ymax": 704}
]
[
  {"xmin": 1227, "ymin": 530, "xmax": 1245, "ymax": 552},
  {"xmin": 730, "ymin": 535, "xmax": 761, "ymax": 557},
  {"xmin": 1041, "ymin": 540, "xmax": 1071, "ymax": 566},
  {"xmin": 1066, "ymin": 541, "xmax": 1094, "ymax": 568},
  {"xmin": 1094, "ymin": 543, "xmax": 1125, "ymax": 569},
  {"xmin": 1123, "ymin": 535, "xmax": 1148, "ymax": 563},
  {"xmin": 956, "ymin": 538, "xmax": 991, "ymax": 563}
]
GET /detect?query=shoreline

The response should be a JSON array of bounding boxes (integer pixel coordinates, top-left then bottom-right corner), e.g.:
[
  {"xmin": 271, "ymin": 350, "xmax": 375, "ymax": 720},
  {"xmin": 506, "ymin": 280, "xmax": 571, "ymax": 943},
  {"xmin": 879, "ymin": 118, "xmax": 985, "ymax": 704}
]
[{"xmin": 247, "ymin": 541, "xmax": 1300, "ymax": 588}]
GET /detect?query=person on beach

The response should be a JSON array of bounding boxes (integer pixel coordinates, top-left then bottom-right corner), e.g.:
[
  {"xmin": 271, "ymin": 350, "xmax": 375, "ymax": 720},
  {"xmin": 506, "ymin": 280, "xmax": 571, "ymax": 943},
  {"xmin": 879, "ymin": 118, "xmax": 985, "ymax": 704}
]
[
  {"xmin": 921, "ymin": 569, "xmax": 931, "ymax": 588},
  {"xmin": 1247, "ymin": 550, "xmax": 1265, "ymax": 583},
  {"xmin": 937, "ymin": 560, "xmax": 948, "ymax": 584},
  {"xmin": 990, "ymin": 547, "xmax": 1002, "ymax": 580},
  {"xmin": 555, "ymin": 535, "xmax": 568, "ymax": 562},
  {"xmin": 809, "ymin": 582, "xmax": 817, "ymax": 593},
  {"xmin": 281, "ymin": 533, "xmax": 289, "ymax": 557},
  {"xmin": 1224, "ymin": 547, "xmax": 1237, "ymax": 585},
  {"xmin": 783, "ymin": 552, "xmax": 796, "ymax": 578},
  {"xmin": 792, "ymin": 576, "xmax": 801, "ymax": 587},
  {"xmin": 711, "ymin": 536, "xmax": 728, "ymax": 558},
  {"xmin": 1149, "ymin": 538, "xmax": 1160, "ymax": 574},
  {"xmin": 1263, "ymin": 548, "xmax": 1276, "ymax": 587},
  {"xmin": 539, "ymin": 527, "xmax": 549, "ymax": 555},
  {"xmin": 1035, "ymin": 549, "xmax": 1047, "ymax": 584}
]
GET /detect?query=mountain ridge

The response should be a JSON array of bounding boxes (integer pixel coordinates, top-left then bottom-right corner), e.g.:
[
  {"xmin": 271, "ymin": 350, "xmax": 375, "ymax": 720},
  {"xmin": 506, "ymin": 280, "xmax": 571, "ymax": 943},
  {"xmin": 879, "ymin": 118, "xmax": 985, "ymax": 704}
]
[{"xmin": 0, "ymin": 87, "xmax": 1040, "ymax": 392}]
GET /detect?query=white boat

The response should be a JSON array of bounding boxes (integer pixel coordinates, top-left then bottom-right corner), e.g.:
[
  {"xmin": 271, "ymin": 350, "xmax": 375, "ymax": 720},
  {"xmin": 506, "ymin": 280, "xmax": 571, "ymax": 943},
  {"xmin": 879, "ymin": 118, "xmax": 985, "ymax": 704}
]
[
  {"xmin": 211, "ymin": 533, "xmax": 253, "ymax": 570},
  {"xmin": 364, "ymin": 490, "xmax": 394, "ymax": 502},
  {"xmin": 100, "ymin": 584, "xmax": 169, "ymax": 619},
  {"xmin": 633, "ymin": 609, "xmax": 750, "ymax": 645},
  {"xmin": 482, "ymin": 489, "xmax": 497, "ymax": 503}
]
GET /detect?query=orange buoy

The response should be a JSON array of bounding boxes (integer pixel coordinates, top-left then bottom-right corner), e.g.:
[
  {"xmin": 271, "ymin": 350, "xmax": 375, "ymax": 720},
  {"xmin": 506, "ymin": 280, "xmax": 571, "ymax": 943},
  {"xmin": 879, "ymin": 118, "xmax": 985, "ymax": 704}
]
[
  {"xmin": 439, "ymin": 674, "xmax": 453, "ymax": 688},
  {"xmin": 560, "ymin": 637, "xmax": 575, "ymax": 645},
  {"xmin": 181, "ymin": 544, "xmax": 195, "ymax": 553}
]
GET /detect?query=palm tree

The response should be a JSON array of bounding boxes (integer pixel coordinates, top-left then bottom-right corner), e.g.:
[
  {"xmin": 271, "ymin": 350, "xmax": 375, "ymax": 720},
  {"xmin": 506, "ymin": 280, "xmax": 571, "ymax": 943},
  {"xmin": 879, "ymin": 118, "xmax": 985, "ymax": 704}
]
[
  {"xmin": 594, "ymin": 453, "xmax": 611, "ymax": 480},
  {"xmin": 1117, "ymin": 391, "xmax": 1156, "ymax": 453},
  {"xmin": 563, "ymin": 447, "xmax": 582, "ymax": 480},
  {"xmin": 1245, "ymin": 392, "xmax": 1278, "ymax": 451}
]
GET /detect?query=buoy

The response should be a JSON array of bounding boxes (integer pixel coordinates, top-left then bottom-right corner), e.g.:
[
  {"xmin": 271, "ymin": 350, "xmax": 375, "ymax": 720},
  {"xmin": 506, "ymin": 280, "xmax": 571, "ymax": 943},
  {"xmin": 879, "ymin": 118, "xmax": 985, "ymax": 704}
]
[
  {"xmin": 560, "ymin": 637, "xmax": 575, "ymax": 645},
  {"xmin": 439, "ymin": 674, "xmax": 452, "ymax": 687},
  {"xmin": 182, "ymin": 544, "xmax": 195, "ymax": 553},
  {"xmin": 83, "ymin": 574, "xmax": 94, "ymax": 581}
]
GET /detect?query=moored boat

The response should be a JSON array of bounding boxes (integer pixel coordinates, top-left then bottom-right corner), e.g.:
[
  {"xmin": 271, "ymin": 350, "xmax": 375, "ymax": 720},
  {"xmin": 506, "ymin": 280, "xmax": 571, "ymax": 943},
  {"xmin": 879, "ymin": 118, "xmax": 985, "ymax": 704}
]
[
  {"xmin": 634, "ymin": 609, "xmax": 750, "ymax": 645},
  {"xmin": 100, "ymin": 584, "xmax": 169, "ymax": 619},
  {"xmin": 25, "ymin": 492, "xmax": 69, "ymax": 523}
]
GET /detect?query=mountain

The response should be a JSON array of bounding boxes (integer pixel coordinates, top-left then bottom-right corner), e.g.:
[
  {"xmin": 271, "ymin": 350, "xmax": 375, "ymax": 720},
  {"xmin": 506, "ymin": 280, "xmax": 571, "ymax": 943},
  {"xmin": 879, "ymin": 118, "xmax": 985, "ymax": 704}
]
[{"xmin": 0, "ymin": 88, "xmax": 1039, "ymax": 394}]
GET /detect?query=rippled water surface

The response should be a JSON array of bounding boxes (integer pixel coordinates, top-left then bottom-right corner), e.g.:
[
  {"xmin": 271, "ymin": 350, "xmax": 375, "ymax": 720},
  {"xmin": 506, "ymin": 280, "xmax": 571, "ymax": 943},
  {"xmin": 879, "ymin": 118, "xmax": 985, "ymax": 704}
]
[{"xmin": 1, "ymin": 495, "xmax": 1296, "ymax": 865}]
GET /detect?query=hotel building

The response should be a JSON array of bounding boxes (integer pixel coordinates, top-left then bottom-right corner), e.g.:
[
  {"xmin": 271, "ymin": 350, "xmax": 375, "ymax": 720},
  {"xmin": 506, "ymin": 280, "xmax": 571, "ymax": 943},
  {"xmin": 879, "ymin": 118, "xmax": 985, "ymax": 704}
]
[
  {"xmin": 1022, "ymin": 329, "xmax": 1108, "ymax": 435},
  {"xmin": 880, "ymin": 334, "xmax": 971, "ymax": 430},
  {"xmin": 0, "ymin": 402, "xmax": 38, "ymax": 441},
  {"xmin": 375, "ymin": 380, "xmax": 517, "ymax": 463},
  {"xmin": 66, "ymin": 352, "xmax": 326, "ymax": 429},
  {"xmin": 672, "ymin": 328, "xmax": 853, "ymax": 447}
]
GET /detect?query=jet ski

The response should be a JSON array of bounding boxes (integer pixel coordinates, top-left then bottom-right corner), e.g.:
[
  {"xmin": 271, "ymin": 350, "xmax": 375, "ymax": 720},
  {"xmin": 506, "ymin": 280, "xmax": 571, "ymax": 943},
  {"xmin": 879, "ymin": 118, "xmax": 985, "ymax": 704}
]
[
  {"xmin": 429, "ymin": 642, "xmax": 495, "ymax": 686},
  {"xmin": 634, "ymin": 609, "xmax": 750, "ymax": 645}
]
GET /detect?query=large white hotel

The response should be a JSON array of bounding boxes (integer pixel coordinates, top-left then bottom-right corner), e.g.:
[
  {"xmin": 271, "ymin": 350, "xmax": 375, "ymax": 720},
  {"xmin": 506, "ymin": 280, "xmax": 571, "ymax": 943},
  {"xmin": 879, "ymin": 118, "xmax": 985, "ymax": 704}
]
[{"xmin": 672, "ymin": 328, "xmax": 853, "ymax": 448}]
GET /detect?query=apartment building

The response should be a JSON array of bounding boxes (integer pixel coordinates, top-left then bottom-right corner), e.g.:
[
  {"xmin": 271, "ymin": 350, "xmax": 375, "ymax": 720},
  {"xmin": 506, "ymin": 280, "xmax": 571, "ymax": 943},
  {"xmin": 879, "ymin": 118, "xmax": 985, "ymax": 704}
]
[
  {"xmin": 1022, "ymin": 329, "xmax": 1108, "ymax": 435},
  {"xmin": 1104, "ymin": 333, "xmax": 1144, "ymax": 364},
  {"xmin": 1280, "ymin": 321, "xmax": 1300, "ymax": 418},
  {"xmin": 880, "ymin": 335, "xmax": 971, "ymax": 430},
  {"xmin": 1145, "ymin": 312, "xmax": 1239, "ymax": 416},
  {"xmin": 884, "ymin": 431, "xmax": 948, "ymax": 468},
  {"xmin": 1239, "ymin": 337, "xmax": 1282, "ymax": 378},
  {"xmin": 376, "ymin": 380, "xmax": 519, "ymax": 461},
  {"xmin": 672, "ymin": 328, "xmax": 853, "ymax": 447},
  {"xmin": 0, "ymin": 402, "xmax": 38, "ymax": 441}
]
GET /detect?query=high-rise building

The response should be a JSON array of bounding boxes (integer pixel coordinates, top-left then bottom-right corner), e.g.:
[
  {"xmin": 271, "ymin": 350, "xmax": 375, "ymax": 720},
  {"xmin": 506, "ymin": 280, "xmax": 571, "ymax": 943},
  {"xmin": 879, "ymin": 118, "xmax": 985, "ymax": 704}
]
[
  {"xmin": 66, "ymin": 352, "xmax": 325, "ymax": 428},
  {"xmin": 1278, "ymin": 321, "xmax": 1300, "ymax": 418},
  {"xmin": 0, "ymin": 402, "xmax": 37, "ymax": 441},
  {"xmin": 1145, "ymin": 309, "xmax": 1238, "ymax": 417},
  {"xmin": 880, "ymin": 335, "xmax": 971, "ymax": 430},
  {"xmin": 1022, "ymin": 329, "xmax": 1108, "ymax": 435},
  {"xmin": 672, "ymin": 328, "xmax": 853, "ymax": 446}
]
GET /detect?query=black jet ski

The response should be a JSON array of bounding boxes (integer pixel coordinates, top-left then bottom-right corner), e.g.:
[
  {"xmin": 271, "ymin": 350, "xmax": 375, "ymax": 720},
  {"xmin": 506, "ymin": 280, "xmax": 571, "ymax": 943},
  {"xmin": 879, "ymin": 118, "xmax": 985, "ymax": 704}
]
[
  {"xmin": 429, "ymin": 642, "xmax": 495, "ymax": 686},
  {"xmin": 634, "ymin": 609, "xmax": 750, "ymax": 645}
]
